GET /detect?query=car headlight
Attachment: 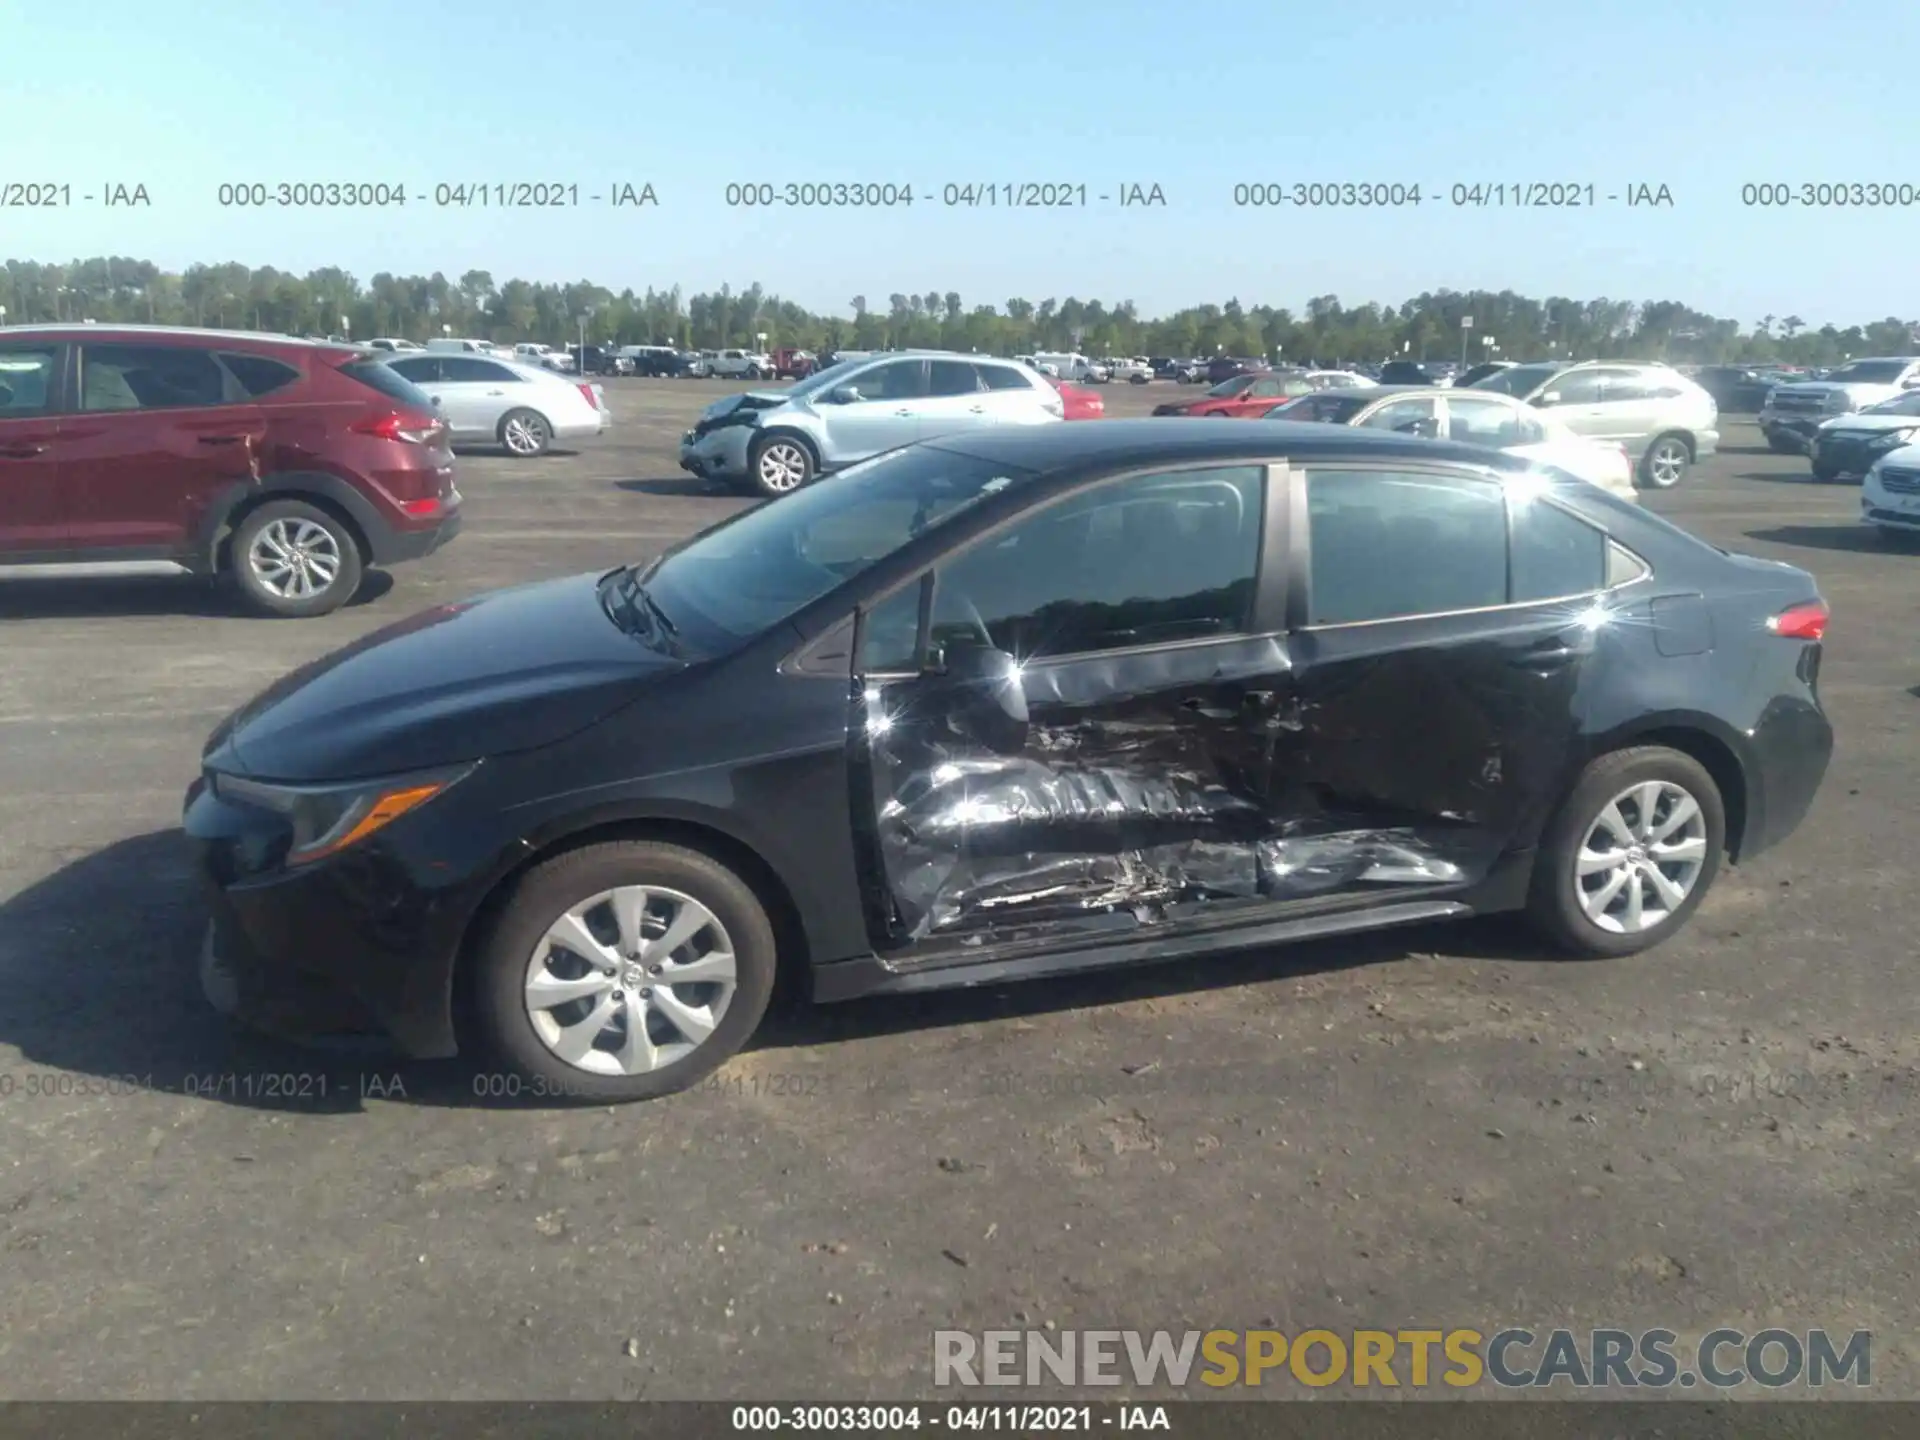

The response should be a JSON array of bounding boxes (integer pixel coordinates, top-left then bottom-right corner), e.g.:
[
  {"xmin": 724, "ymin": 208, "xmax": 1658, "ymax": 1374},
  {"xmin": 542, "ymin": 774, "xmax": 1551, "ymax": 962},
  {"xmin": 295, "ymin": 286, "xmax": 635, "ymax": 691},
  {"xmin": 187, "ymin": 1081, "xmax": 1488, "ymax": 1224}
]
[
  {"xmin": 211, "ymin": 765, "xmax": 472, "ymax": 865},
  {"xmin": 1869, "ymin": 428, "xmax": 1918, "ymax": 448}
]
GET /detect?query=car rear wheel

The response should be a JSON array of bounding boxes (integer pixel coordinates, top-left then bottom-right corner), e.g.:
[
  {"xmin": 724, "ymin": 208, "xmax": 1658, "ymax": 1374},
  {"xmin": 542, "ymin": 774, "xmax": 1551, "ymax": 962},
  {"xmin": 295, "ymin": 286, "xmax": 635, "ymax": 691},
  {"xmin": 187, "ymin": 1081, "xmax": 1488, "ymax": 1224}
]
[
  {"xmin": 230, "ymin": 500, "xmax": 364, "ymax": 618},
  {"xmin": 750, "ymin": 434, "xmax": 814, "ymax": 496},
  {"xmin": 1637, "ymin": 434, "xmax": 1692, "ymax": 489},
  {"xmin": 1765, "ymin": 432, "xmax": 1800, "ymax": 454},
  {"xmin": 472, "ymin": 841, "xmax": 778, "ymax": 1103},
  {"xmin": 1526, "ymin": 747, "xmax": 1725, "ymax": 959},
  {"xmin": 499, "ymin": 408, "xmax": 552, "ymax": 456}
]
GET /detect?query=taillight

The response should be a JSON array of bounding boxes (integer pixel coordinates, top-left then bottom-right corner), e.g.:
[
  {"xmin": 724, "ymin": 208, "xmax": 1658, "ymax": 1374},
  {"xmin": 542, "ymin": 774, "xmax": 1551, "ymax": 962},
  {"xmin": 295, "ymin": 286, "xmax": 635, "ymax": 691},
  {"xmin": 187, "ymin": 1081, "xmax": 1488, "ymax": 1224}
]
[
  {"xmin": 576, "ymin": 384, "xmax": 598, "ymax": 409},
  {"xmin": 351, "ymin": 410, "xmax": 442, "ymax": 444},
  {"xmin": 1768, "ymin": 600, "xmax": 1829, "ymax": 640}
]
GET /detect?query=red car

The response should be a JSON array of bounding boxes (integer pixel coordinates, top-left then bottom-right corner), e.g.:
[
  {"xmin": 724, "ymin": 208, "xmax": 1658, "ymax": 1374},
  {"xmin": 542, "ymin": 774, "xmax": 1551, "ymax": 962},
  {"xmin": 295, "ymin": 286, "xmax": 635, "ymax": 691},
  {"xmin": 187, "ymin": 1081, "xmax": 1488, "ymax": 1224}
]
[
  {"xmin": 773, "ymin": 347, "xmax": 816, "ymax": 379},
  {"xmin": 1151, "ymin": 371, "xmax": 1316, "ymax": 418},
  {"xmin": 0, "ymin": 325, "xmax": 461, "ymax": 617},
  {"xmin": 1053, "ymin": 379, "xmax": 1105, "ymax": 420}
]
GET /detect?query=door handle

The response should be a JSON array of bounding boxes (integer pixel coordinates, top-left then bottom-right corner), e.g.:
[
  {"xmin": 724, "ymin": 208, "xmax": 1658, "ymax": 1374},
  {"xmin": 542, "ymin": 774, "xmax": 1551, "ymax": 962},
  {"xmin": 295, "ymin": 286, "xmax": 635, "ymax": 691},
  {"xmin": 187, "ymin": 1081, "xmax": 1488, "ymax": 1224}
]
[
  {"xmin": 1181, "ymin": 689, "xmax": 1282, "ymax": 721},
  {"xmin": 487, "ymin": 390, "xmax": 506, "ymax": 396},
  {"xmin": 968, "ymin": 405, "xmax": 986, "ymax": 413},
  {"xmin": 195, "ymin": 434, "xmax": 251, "ymax": 445},
  {"xmin": 0, "ymin": 443, "xmax": 48, "ymax": 457}
]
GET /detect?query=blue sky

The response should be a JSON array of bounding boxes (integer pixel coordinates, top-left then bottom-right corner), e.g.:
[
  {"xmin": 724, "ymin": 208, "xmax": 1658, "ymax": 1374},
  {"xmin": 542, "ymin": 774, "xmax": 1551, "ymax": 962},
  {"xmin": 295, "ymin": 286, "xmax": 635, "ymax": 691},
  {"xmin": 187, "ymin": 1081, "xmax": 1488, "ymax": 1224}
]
[{"xmin": 2, "ymin": 0, "xmax": 1913, "ymax": 325}]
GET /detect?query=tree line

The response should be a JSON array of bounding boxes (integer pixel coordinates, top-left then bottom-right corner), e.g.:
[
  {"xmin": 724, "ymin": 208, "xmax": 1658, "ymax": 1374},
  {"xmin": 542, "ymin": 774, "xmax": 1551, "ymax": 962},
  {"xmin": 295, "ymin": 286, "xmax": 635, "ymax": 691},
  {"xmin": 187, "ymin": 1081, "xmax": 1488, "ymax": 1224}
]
[{"xmin": 4, "ymin": 256, "xmax": 1915, "ymax": 366}]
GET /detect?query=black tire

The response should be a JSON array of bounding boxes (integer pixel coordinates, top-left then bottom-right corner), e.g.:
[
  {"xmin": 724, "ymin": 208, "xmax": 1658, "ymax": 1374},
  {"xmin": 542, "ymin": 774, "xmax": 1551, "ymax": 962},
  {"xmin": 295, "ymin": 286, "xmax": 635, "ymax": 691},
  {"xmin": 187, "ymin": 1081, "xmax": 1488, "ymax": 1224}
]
[
  {"xmin": 749, "ymin": 432, "xmax": 815, "ymax": 497},
  {"xmin": 1765, "ymin": 432, "xmax": 1799, "ymax": 455},
  {"xmin": 471, "ymin": 840, "xmax": 778, "ymax": 1104},
  {"xmin": 498, "ymin": 408, "xmax": 552, "ymax": 456},
  {"xmin": 1637, "ymin": 433, "xmax": 1692, "ymax": 490},
  {"xmin": 1526, "ymin": 746, "xmax": 1726, "ymax": 959},
  {"xmin": 1876, "ymin": 525, "xmax": 1920, "ymax": 550},
  {"xmin": 1811, "ymin": 462, "xmax": 1841, "ymax": 483},
  {"xmin": 228, "ymin": 499, "xmax": 364, "ymax": 619}
]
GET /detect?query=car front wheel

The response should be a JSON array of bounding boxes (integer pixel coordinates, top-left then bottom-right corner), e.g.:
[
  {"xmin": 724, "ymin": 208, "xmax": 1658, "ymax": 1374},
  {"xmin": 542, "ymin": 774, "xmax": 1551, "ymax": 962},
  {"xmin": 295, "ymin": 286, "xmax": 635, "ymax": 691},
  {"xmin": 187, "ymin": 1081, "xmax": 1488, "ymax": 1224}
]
[
  {"xmin": 1765, "ymin": 432, "xmax": 1799, "ymax": 454},
  {"xmin": 1526, "ymin": 746, "xmax": 1725, "ymax": 958},
  {"xmin": 472, "ymin": 841, "xmax": 778, "ymax": 1103},
  {"xmin": 1637, "ymin": 434, "xmax": 1692, "ymax": 489},
  {"xmin": 750, "ymin": 434, "xmax": 815, "ymax": 496},
  {"xmin": 230, "ymin": 500, "xmax": 364, "ymax": 618}
]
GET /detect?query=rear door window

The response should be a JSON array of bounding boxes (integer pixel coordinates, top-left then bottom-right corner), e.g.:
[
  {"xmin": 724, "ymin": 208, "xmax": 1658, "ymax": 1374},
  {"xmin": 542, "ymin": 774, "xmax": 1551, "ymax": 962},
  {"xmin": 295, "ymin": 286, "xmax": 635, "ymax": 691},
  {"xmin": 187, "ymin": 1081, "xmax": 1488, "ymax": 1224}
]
[
  {"xmin": 78, "ymin": 344, "xmax": 237, "ymax": 411},
  {"xmin": 928, "ymin": 360, "xmax": 982, "ymax": 396},
  {"xmin": 218, "ymin": 352, "xmax": 302, "ymax": 399},
  {"xmin": 1305, "ymin": 468, "xmax": 1507, "ymax": 624}
]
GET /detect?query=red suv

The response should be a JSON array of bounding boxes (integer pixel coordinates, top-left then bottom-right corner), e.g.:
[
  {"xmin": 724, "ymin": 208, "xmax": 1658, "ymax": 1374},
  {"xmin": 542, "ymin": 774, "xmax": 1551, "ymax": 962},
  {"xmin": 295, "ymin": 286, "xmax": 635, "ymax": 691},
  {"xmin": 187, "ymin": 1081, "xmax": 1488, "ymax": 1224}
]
[{"xmin": 0, "ymin": 325, "xmax": 461, "ymax": 617}]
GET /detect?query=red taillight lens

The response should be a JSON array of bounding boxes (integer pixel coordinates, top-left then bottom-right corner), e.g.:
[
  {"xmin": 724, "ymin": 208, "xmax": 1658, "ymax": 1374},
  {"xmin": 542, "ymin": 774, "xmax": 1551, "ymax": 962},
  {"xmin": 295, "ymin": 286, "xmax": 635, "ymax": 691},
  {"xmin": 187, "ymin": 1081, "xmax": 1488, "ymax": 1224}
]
[
  {"xmin": 576, "ymin": 383, "xmax": 598, "ymax": 409},
  {"xmin": 400, "ymin": 497, "xmax": 444, "ymax": 517},
  {"xmin": 351, "ymin": 410, "xmax": 442, "ymax": 444},
  {"xmin": 1768, "ymin": 600, "xmax": 1829, "ymax": 640}
]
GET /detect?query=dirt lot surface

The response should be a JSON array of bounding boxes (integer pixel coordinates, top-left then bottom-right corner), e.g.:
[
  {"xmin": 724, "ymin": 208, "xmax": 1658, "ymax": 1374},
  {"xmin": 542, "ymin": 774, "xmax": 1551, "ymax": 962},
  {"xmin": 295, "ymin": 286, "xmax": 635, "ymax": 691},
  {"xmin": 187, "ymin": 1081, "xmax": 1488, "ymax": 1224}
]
[{"xmin": 1, "ymin": 379, "xmax": 1913, "ymax": 1399}]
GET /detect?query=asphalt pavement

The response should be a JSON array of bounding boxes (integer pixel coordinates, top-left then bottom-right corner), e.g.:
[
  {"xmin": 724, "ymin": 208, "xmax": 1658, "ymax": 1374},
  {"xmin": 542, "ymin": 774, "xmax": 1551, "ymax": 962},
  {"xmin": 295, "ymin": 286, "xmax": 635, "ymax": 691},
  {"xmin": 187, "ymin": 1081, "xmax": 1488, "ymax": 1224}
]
[{"xmin": 0, "ymin": 380, "xmax": 1913, "ymax": 1399}]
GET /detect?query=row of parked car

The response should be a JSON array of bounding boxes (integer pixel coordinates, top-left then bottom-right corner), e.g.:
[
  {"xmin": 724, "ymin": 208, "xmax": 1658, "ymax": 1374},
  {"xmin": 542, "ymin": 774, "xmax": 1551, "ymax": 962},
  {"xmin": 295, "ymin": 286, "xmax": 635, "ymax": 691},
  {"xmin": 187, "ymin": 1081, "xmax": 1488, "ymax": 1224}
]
[{"xmin": 0, "ymin": 323, "xmax": 628, "ymax": 618}]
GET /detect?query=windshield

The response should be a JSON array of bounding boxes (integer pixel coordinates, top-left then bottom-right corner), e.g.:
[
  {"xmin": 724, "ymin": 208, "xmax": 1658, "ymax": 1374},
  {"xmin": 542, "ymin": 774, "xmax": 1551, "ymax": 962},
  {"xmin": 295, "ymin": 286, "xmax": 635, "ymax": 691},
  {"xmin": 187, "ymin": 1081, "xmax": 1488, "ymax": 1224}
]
[
  {"xmin": 1471, "ymin": 363, "xmax": 1564, "ymax": 396},
  {"xmin": 640, "ymin": 447, "xmax": 1027, "ymax": 643},
  {"xmin": 1863, "ymin": 391, "xmax": 1920, "ymax": 416},
  {"xmin": 1824, "ymin": 360, "xmax": 1913, "ymax": 384}
]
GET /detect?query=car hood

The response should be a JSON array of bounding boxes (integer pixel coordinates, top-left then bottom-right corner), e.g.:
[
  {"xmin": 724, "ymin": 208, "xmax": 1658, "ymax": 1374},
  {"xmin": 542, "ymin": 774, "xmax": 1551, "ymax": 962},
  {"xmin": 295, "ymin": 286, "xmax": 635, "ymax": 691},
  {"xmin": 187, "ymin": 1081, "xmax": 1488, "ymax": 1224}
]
[
  {"xmin": 203, "ymin": 574, "xmax": 685, "ymax": 783},
  {"xmin": 702, "ymin": 390, "xmax": 792, "ymax": 420},
  {"xmin": 1774, "ymin": 381, "xmax": 1885, "ymax": 399},
  {"xmin": 1819, "ymin": 411, "xmax": 1920, "ymax": 433}
]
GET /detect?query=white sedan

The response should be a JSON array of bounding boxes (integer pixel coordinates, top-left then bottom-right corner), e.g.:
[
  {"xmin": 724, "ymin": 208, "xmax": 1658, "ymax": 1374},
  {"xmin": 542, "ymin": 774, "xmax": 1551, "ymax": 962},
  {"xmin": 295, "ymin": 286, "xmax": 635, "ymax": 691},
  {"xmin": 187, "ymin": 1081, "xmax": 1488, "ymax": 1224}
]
[
  {"xmin": 383, "ymin": 352, "xmax": 610, "ymax": 456},
  {"xmin": 1861, "ymin": 441, "xmax": 1920, "ymax": 544},
  {"xmin": 1267, "ymin": 385, "xmax": 1639, "ymax": 501}
]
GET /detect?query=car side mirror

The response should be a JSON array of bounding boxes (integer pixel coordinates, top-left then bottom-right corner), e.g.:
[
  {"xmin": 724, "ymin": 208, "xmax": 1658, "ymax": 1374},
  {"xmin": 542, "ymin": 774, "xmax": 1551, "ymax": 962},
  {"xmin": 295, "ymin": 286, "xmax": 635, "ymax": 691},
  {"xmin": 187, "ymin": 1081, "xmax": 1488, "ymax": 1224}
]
[
  {"xmin": 430, "ymin": 395, "xmax": 442, "ymax": 406},
  {"xmin": 828, "ymin": 385, "xmax": 860, "ymax": 404},
  {"xmin": 1533, "ymin": 391, "xmax": 1560, "ymax": 407},
  {"xmin": 924, "ymin": 641, "xmax": 1028, "ymax": 754},
  {"xmin": 1399, "ymin": 417, "xmax": 1439, "ymax": 438}
]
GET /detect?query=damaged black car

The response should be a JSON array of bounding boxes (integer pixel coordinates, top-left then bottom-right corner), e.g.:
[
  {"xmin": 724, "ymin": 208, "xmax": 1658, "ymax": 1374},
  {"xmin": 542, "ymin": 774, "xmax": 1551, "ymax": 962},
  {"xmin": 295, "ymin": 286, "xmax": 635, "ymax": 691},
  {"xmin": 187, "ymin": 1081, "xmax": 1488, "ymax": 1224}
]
[{"xmin": 185, "ymin": 421, "xmax": 1834, "ymax": 1102}]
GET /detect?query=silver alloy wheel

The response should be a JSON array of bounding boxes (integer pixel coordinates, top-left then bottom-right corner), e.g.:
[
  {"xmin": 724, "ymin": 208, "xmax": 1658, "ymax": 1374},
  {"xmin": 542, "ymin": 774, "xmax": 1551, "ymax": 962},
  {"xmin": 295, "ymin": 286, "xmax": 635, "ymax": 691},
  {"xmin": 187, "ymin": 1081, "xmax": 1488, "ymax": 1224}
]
[
  {"xmin": 1643, "ymin": 438, "xmax": 1688, "ymax": 488},
  {"xmin": 756, "ymin": 441, "xmax": 808, "ymax": 492},
  {"xmin": 503, "ymin": 413, "xmax": 549, "ymax": 455},
  {"xmin": 1574, "ymin": 779, "xmax": 1710, "ymax": 934},
  {"xmin": 247, "ymin": 517, "xmax": 343, "ymax": 599},
  {"xmin": 522, "ymin": 885, "xmax": 738, "ymax": 1076}
]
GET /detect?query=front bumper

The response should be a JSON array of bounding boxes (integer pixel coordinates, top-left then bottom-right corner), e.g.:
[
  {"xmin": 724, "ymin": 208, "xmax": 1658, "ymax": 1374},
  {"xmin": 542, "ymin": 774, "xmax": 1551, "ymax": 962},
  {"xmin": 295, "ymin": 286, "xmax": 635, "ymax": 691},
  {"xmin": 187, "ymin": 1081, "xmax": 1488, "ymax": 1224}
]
[
  {"xmin": 1814, "ymin": 432, "xmax": 1912, "ymax": 478},
  {"xmin": 1760, "ymin": 410, "xmax": 1835, "ymax": 449},
  {"xmin": 183, "ymin": 777, "xmax": 470, "ymax": 1058},
  {"xmin": 678, "ymin": 423, "xmax": 755, "ymax": 481}
]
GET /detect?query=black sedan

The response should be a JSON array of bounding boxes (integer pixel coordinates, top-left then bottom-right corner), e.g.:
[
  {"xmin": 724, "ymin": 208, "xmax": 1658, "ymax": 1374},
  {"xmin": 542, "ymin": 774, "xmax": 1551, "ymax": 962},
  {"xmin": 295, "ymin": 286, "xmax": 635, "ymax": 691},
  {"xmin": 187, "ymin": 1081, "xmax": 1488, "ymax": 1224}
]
[{"xmin": 185, "ymin": 423, "xmax": 1834, "ymax": 1102}]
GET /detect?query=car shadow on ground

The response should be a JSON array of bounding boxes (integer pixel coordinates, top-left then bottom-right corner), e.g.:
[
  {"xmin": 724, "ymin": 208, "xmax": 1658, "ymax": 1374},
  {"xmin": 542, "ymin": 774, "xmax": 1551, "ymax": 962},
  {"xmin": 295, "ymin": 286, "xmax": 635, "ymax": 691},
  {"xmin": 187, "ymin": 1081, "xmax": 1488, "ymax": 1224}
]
[
  {"xmin": 0, "ymin": 826, "xmax": 1558, "ymax": 1114},
  {"xmin": 1731, "ymin": 469, "xmax": 1822, "ymax": 485},
  {"xmin": 0, "ymin": 571, "xmax": 394, "ymax": 620},
  {"xmin": 1745, "ymin": 525, "xmax": 1889, "ymax": 554},
  {"xmin": 615, "ymin": 477, "xmax": 734, "ymax": 498},
  {"xmin": 452, "ymin": 446, "xmax": 583, "ymax": 460}
]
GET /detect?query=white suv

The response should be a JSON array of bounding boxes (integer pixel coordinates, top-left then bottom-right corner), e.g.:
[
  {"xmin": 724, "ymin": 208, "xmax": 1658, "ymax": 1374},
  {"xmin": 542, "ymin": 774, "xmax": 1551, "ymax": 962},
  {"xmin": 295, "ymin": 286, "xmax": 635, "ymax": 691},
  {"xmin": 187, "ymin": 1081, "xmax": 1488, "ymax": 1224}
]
[
  {"xmin": 709, "ymin": 348, "xmax": 773, "ymax": 379},
  {"xmin": 1762, "ymin": 356, "xmax": 1920, "ymax": 454}
]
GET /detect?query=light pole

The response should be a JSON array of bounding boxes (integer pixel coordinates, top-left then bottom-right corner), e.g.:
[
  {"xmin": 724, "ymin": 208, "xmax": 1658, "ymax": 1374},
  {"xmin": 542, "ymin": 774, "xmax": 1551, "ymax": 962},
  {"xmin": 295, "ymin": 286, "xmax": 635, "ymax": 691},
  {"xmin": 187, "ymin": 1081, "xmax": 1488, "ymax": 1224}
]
[
  {"xmin": 0, "ymin": 306, "xmax": 7, "ymax": 328},
  {"xmin": 1459, "ymin": 315, "xmax": 1474, "ymax": 367},
  {"xmin": 341, "ymin": 315, "xmax": 351, "ymax": 342}
]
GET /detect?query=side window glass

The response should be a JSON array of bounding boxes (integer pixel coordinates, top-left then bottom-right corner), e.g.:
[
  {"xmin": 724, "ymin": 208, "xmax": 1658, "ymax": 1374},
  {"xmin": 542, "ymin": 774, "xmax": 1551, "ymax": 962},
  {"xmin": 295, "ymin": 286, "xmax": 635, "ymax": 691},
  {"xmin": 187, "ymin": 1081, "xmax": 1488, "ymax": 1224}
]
[
  {"xmin": 79, "ymin": 345, "xmax": 231, "ymax": 411},
  {"xmin": 1511, "ymin": 496, "xmax": 1607, "ymax": 601},
  {"xmin": 978, "ymin": 365, "xmax": 1031, "ymax": 391},
  {"xmin": 219, "ymin": 353, "xmax": 301, "ymax": 398},
  {"xmin": 476, "ymin": 361, "xmax": 520, "ymax": 382},
  {"xmin": 1447, "ymin": 397, "xmax": 1527, "ymax": 448},
  {"xmin": 1359, "ymin": 397, "xmax": 1439, "ymax": 435},
  {"xmin": 928, "ymin": 466, "xmax": 1265, "ymax": 660},
  {"xmin": 438, "ymin": 357, "xmax": 492, "ymax": 382},
  {"xmin": 859, "ymin": 581, "xmax": 925, "ymax": 673},
  {"xmin": 927, "ymin": 360, "xmax": 980, "ymax": 397},
  {"xmin": 849, "ymin": 361, "xmax": 926, "ymax": 402},
  {"xmin": 1545, "ymin": 371, "xmax": 1605, "ymax": 405},
  {"xmin": 1306, "ymin": 469, "xmax": 1506, "ymax": 625},
  {"xmin": 0, "ymin": 348, "xmax": 59, "ymax": 415}
]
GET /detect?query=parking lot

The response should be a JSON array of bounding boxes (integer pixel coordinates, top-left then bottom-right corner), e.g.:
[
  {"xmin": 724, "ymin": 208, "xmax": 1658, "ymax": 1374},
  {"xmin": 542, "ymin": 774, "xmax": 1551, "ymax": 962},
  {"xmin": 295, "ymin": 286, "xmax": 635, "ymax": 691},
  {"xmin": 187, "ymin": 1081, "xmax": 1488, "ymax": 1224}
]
[{"xmin": 1, "ymin": 378, "xmax": 1915, "ymax": 1399}]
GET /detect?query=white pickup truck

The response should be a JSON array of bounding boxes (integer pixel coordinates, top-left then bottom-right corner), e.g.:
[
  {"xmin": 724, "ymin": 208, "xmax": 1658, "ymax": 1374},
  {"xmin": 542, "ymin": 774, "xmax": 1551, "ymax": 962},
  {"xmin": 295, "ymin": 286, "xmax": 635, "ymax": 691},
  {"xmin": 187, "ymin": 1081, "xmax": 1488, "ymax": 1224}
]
[
  {"xmin": 512, "ymin": 343, "xmax": 576, "ymax": 372},
  {"xmin": 709, "ymin": 348, "xmax": 774, "ymax": 379},
  {"xmin": 1760, "ymin": 356, "xmax": 1920, "ymax": 453}
]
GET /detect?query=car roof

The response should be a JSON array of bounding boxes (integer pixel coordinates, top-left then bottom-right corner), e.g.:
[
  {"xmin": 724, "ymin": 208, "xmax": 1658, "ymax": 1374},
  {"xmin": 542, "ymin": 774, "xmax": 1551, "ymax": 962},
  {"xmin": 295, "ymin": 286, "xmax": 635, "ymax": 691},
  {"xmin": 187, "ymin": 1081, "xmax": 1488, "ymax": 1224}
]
[
  {"xmin": 925, "ymin": 417, "xmax": 1535, "ymax": 474},
  {"xmin": 5, "ymin": 323, "xmax": 355, "ymax": 350}
]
